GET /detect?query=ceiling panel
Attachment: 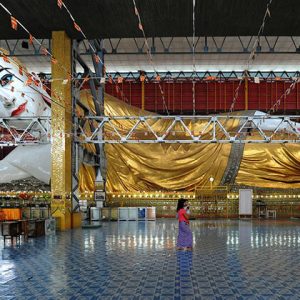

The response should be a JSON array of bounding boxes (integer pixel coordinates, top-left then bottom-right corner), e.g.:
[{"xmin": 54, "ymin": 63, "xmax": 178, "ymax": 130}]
[{"xmin": 0, "ymin": 0, "xmax": 299, "ymax": 39}]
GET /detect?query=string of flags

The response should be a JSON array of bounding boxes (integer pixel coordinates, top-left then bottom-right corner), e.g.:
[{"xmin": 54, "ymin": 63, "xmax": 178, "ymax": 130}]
[
  {"xmin": 0, "ymin": 13, "xmax": 92, "ymax": 133},
  {"xmin": 0, "ymin": 2, "xmax": 74, "ymax": 110},
  {"xmin": 0, "ymin": 2, "xmax": 109, "ymax": 113},
  {"xmin": 132, "ymin": 0, "xmax": 169, "ymax": 114},
  {"xmin": 10, "ymin": 16, "xmax": 17, "ymax": 30},
  {"xmin": 1, "ymin": 2, "xmax": 105, "ymax": 90},
  {"xmin": 56, "ymin": 0, "xmax": 131, "ymax": 103},
  {"xmin": 268, "ymin": 77, "xmax": 300, "ymax": 113},
  {"xmin": 229, "ymin": 0, "xmax": 273, "ymax": 113},
  {"xmin": 56, "ymin": 0, "xmax": 102, "ymax": 65},
  {"xmin": 192, "ymin": 0, "xmax": 196, "ymax": 115},
  {"xmin": 2, "ymin": 0, "xmax": 156, "ymax": 109},
  {"xmin": 0, "ymin": 50, "xmax": 69, "ymax": 113}
]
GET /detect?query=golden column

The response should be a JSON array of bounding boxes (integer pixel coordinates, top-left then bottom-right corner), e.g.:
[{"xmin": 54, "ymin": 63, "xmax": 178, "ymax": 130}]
[
  {"xmin": 51, "ymin": 31, "xmax": 72, "ymax": 230},
  {"xmin": 141, "ymin": 79, "xmax": 145, "ymax": 110},
  {"xmin": 140, "ymin": 71, "xmax": 145, "ymax": 110},
  {"xmin": 244, "ymin": 75, "xmax": 249, "ymax": 110}
]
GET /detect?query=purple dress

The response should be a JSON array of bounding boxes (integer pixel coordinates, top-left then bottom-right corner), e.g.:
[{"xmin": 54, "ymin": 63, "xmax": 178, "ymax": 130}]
[{"xmin": 177, "ymin": 209, "xmax": 193, "ymax": 248}]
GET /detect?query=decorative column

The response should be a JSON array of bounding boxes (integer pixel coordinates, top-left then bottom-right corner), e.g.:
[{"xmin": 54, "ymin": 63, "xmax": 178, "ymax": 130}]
[
  {"xmin": 51, "ymin": 31, "xmax": 72, "ymax": 230},
  {"xmin": 244, "ymin": 75, "xmax": 249, "ymax": 110},
  {"xmin": 140, "ymin": 71, "xmax": 145, "ymax": 110}
]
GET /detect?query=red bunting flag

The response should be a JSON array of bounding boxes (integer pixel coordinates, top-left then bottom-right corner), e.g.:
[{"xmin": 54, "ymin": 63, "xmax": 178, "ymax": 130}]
[
  {"xmin": 205, "ymin": 76, "xmax": 216, "ymax": 81},
  {"xmin": 11, "ymin": 16, "xmax": 18, "ymax": 30},
  {"xmin": 82, "ymin": 76, "xmax": 89, "ymax": 84},
  {"xmin": 41, "ymin": 47, "xmax": 48, "ymax": 56},
  {"xmin": 19, "ymin": 66, "xmax": 23, "ymax": 75},
  {"xmin": 117, "ymin": 76, "xmax": 124, "ymax": 84},
  {"xmin": 29, "ymin": 34, "xmax": 34, "ymax": 45},
  {"xmin": 94, "ymin": 54, "xmax": 100, "ymax": 63},
  {"xmin": 108, "ymin": 76, "xmax": 113, "ymax": 84},
  {"xmin": 74, "ymin": 22, "xmax": 81, "ymax": 32},
  {"xmin": 57, "ymin": 0, "xmax": 63, "ymax": 9},
  {"xmin": 138, "ymin": 23, "xmax": 143, "ymax": 31},
  {"xmin": 51, "ymin": 57, "xmax": 58, "ymax": 64},
  {"xmin": 155, "ymin": 75, "xmax": 161, "ymax": 82},
  {"xmin": 140, "ymin": 75, "xmax": 145, "ymax": 82}
]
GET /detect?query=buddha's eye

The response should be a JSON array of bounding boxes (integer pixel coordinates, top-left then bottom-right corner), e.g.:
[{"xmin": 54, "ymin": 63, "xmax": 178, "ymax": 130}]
[{"xmin": 0, "ymin": 74, "xmax": 13, "ymax": 86}]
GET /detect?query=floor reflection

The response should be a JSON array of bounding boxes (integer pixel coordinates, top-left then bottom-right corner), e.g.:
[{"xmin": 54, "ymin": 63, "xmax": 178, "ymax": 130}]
[{"xmin": 1, "ymin": 219, "xmax": 300, "ymax": 299}]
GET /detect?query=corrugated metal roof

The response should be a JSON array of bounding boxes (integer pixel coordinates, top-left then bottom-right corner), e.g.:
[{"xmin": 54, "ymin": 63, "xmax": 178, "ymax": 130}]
[{"xmin": 0, "ymin": 0, "xmax": 299, "ymax": 39}]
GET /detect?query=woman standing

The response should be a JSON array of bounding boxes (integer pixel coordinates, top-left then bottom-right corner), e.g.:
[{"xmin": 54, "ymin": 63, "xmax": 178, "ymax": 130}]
[{"xmin": 176, "ymin": 198, "xmax": 193, "ymax": 251}]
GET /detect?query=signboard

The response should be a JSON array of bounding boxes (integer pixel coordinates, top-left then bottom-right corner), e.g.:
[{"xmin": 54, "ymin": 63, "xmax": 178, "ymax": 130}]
[{"xmin": 239, "ymin": 189, "xmax": 253, "ymax": 216}]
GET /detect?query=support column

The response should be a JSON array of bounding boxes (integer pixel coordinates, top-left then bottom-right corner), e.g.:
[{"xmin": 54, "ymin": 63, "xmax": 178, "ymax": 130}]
[
  {"xmin": 141, "ymin": 80, "xmax": 145, "ymax": 110},
  {"xmin": 245, "ymin": 76, "xmax": 249, "ymax": 110},
  {"xmin": 51, "ymin": 31, "xmax": 72, "ymax": 230},
  {"xmin": 89, "ymin": 39, "xmax": 106, "ymax": 206},
  {"xmin": 140, "ymin": 71, "xmax": 145, "ymax": 110}
]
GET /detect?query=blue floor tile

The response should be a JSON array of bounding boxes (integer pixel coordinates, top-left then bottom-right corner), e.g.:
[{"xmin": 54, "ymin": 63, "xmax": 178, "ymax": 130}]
[{"xmin": 1, "ymin": 219, "xmax": 300, "ymax": 299}]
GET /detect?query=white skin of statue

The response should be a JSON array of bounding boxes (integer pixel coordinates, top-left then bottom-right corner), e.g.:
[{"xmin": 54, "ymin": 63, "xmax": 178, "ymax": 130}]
[
  {"xmin": 0, "ymin": 56, "xmax": 51, "ymax": 184},
  {"xmin": 0, "ymin": 55, "xmax": 299, "ymax": 184}
]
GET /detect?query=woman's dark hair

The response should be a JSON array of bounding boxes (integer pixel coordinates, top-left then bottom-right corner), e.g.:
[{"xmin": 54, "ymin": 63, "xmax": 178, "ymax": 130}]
[{"xmin": 177, "ymin": 198, "xmax": 187, "ymax": 212}]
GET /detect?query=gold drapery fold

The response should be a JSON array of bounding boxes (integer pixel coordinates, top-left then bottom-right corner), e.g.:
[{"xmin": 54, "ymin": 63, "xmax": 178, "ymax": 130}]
[
  {"xmin": 104, "ymin": 94, "xmax": 240, "ymax": 141},
  {"xmin": 78, "ymin": 91, "xmax": 300, "ymax": 192},
  {"xmin": 236, "ymin": 142, "xmax": 300, "ymax": 188},
  {"xmin": 78, "ymin": 163, "xmax": 96, "ymax": 193},
  {"xmin": 104, "ymin": 93, "xmax": 233, "ymax": 192},
  {"xmin": 106, "ymin": 143, "xmax": 231, "ymax": 192}
]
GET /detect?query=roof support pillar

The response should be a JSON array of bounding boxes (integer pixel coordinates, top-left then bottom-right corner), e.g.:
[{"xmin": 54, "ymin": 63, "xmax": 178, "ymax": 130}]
[
  {"xmin": 244, "ymin": 75, "xmax": 249, "ymax": 110},
  {"xmin": 51, "ymin": 31, "xmax": 72, "ymax": 230}
]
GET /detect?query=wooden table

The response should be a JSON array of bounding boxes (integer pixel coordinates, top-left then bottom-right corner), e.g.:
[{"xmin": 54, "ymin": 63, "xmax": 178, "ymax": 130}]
[
  {"xmin": 28, "ymin": 219, "xmax": 45, "ymax": 237},
  {"xmin": 1, "ymin": 221, "xmax": 21, "ymax": 245}
]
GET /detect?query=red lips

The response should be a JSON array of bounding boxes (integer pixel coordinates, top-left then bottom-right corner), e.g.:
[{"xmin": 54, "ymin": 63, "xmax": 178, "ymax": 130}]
[{"xmin": 11, "ymin": 101, "xmax": 27, "ymax": 116}]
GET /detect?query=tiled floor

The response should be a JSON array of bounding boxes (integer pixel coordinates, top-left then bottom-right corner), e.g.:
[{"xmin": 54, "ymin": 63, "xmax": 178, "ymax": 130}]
[{"xmin": 1, "ymin": 219, "xmax": 300, "ymax": 300}]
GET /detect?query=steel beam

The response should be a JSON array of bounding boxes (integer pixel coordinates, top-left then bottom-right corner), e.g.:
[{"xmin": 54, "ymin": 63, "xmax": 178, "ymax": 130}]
[
  {"xmin": 2, "ymin": 115, "xmax": 300, "ymax": 145},
  {"xmin": 0, "ymin": 116, "xmax": 51, "ymax": 146},
  {"xmin": 4, "ymin": 36, "xmax": 300, "ymax": 57},
  {"xmin": 77, "ymin": 115, "xmax": 300, "ymax": 144},
  {"xmin": 40, "ymin": 70, "xmax": 300, "ymax": 83},
  {"xmin": 88, "ymin": 39, "xmax": 107, "ymax": 182},
  {"xmin": 105, "ymin": 70, "xmax": 300, "ymax": 82},
  {"xmin": 71, "ymin": 40, "xmax": 81, "ymax": 212}
]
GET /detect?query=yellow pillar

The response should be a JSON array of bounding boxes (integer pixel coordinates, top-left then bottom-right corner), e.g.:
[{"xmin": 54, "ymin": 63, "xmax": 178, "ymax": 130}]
[
  {"xmin": 141, "ymin": 80, "xmax": 145, "ymax": 110},
  {"xmin": 245, "ymin": 76, "xmax": 249, "ymax": 110},
  {"xmin": 51, "ymin": 31, "xmax": 72, "ymax": 231}
]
